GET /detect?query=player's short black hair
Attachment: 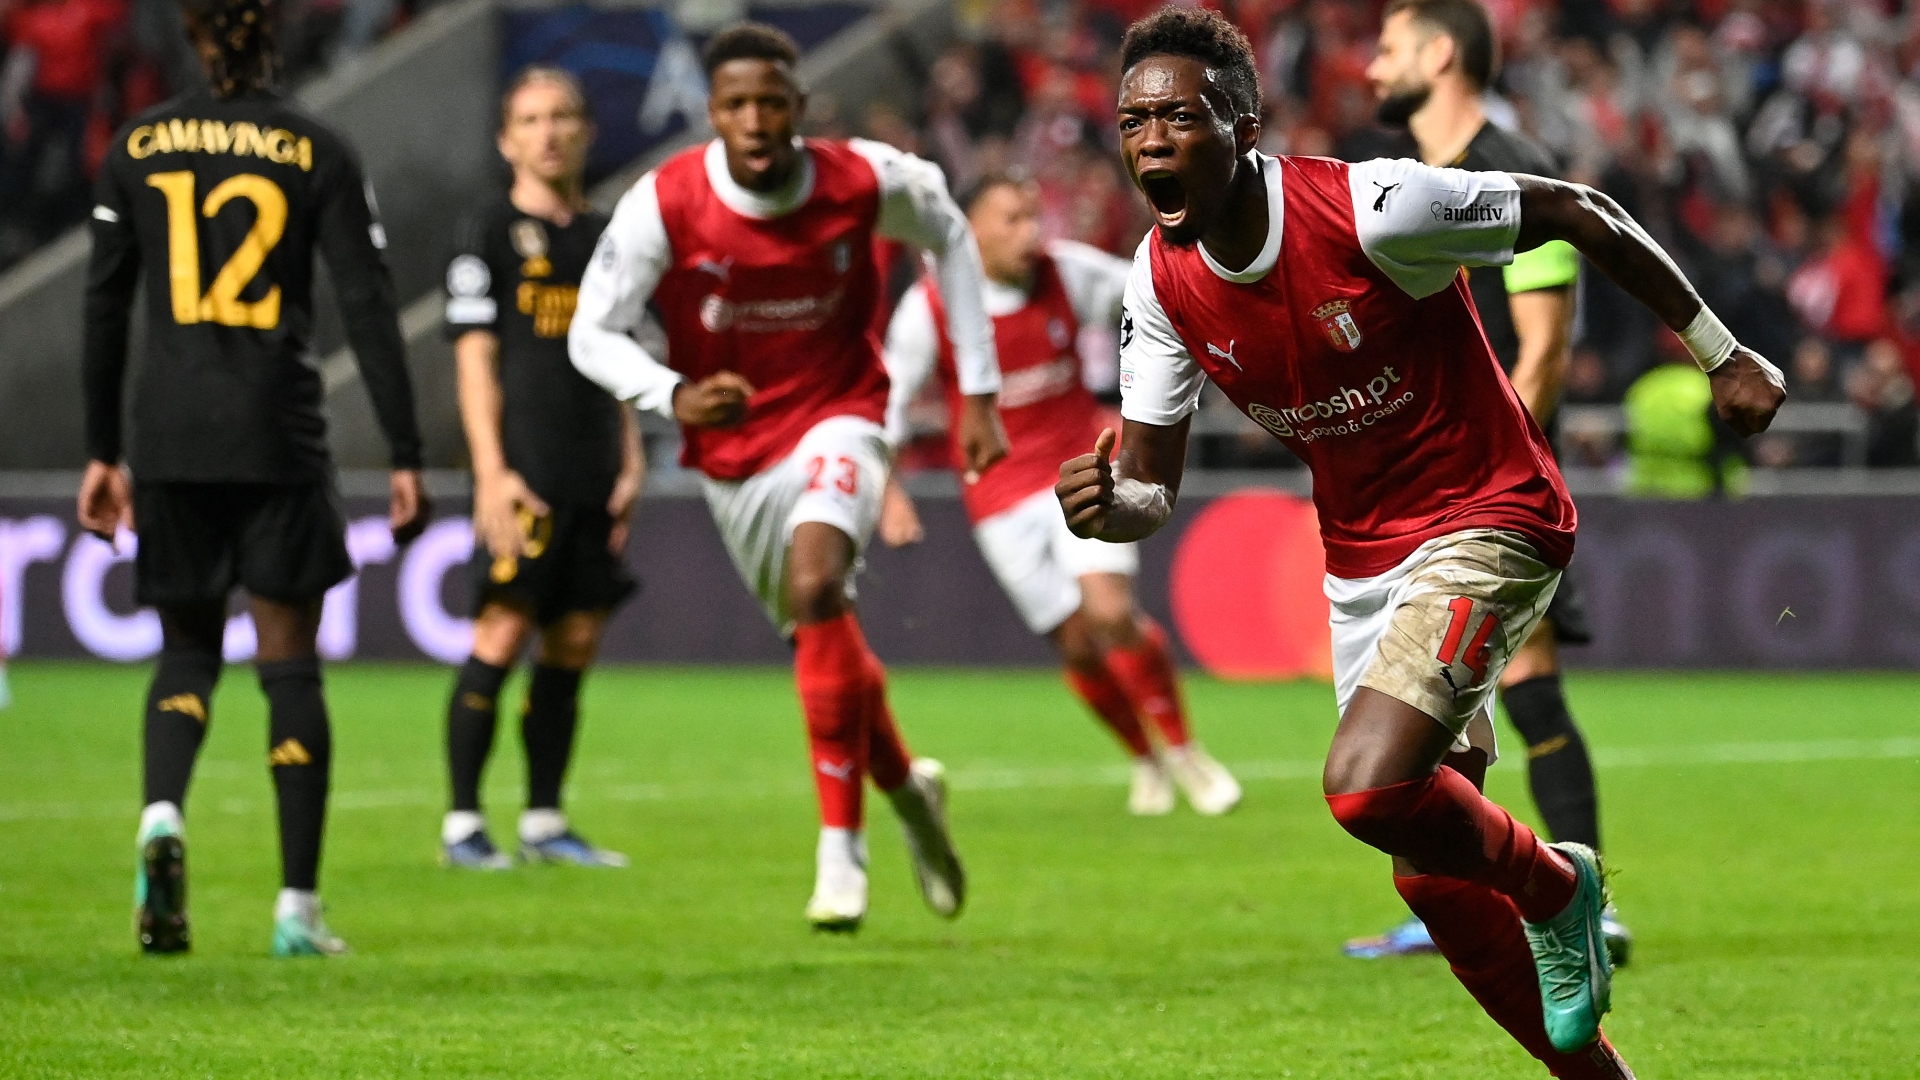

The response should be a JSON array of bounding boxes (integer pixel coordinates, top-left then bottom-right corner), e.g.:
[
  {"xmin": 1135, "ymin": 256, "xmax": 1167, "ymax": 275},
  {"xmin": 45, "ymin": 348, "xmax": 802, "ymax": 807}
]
[
  {"xmin": 703, "ymin": 22, "xmax": 801, "ymax": 78},
  {"xmin": 1384, "ymin": 0, "xmax": 1499, "ymax": 90},
  {"xmin": 178, "ymin": 0, "xmax": 279, "ymax": 98},
  {"xmin": 958, "ymin": 168, "xmax": 1034, "ymax": 215},
  {"xmin": 500, "ymin": 64, "xmax": 592, "ymax": 129},
  {"xmin": 1119, "ymin": 8, "xmax": 1261, "ymax": 119}
]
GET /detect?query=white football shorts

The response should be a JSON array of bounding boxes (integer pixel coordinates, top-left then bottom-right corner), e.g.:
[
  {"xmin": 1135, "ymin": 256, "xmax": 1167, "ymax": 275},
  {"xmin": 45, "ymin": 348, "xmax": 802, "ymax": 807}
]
[
  {"xmin": 972, "ymin": 485, "xmax": 1141, "ymax": 635},
  {"xmin": 1325, "ymin": 529, "xmax": 1561, "ymax": 764},
  {"xmin": 701, "ymin": 415, "xmax": 890, "ymax": 634}
]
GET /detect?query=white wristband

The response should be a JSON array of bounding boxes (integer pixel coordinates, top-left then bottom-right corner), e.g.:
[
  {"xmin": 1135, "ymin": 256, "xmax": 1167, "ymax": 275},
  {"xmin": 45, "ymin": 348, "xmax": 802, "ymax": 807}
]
[{"xmin": 1679, "ymin": 305, "xmax": 1737, "ymax": 373}]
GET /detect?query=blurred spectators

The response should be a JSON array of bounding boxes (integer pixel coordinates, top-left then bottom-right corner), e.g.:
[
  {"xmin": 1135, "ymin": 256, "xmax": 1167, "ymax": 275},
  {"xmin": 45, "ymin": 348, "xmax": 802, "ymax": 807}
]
[
  {"xmin": 858, "ymin": 0, "xmax": 1920, "ymax": 474},
  {"xmin": 0, "ymin": 0, "xmax": 423, "ymax": 268}
]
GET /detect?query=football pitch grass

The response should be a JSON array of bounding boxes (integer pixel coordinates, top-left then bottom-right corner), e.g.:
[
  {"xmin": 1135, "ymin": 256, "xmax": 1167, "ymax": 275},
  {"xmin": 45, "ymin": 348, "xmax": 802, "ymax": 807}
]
[{"xmin": 1, "ymin": 664, "xmax": 1915, "ymax": 1078}]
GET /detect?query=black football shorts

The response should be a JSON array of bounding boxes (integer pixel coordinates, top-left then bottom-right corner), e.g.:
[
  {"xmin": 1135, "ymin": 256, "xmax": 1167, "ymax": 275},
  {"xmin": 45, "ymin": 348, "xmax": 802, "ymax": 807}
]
[
  {"xmin": 1544, "ymin": 557, "xmax": 1593, "ymax": 646},
  {"xmin": 133, "ymin": 481, "xmax": 353, "ymax": 607},
  {"xmin": 468, "ymin": 502, "xmax": 638, "ymax": 626}
]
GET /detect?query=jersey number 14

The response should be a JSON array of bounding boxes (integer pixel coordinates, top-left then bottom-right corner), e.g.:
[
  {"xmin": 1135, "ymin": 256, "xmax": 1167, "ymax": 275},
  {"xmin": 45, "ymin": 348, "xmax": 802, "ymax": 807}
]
[{"xmin": 146, "ymin": 171, "xmax": 287, "ymax": 329}]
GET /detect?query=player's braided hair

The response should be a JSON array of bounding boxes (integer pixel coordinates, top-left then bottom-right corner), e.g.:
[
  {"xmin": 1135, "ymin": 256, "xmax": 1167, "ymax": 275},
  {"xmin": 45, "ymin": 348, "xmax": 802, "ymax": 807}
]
[
  {"xmin": 1119, "ymin": 8, "xmax": 1261, "ymax": 119},
  {"xmin": 179, "ymin": 0, "xmax": 279, "ymax": 98}
]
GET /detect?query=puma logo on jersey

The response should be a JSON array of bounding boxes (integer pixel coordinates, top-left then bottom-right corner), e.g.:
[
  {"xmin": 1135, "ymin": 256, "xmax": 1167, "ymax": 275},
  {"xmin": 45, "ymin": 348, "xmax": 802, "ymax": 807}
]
[
  {"xmin": 1429, "ymin": 200, "xmax": 1506, "ymax": 222},
  {"xmin": 1371, "ymin": 182, "xmax": 1400, "ymax": 211},
  {"xmin": 696, "ymin": 256, "xmax": 733, "ymax": 281},
  {"xmin": 815, "ymin": 759, "xmax": 855, "ymax": 780},
  {"xmin": 1206, "ymin": 340, "xmax": 1241, "ymax": 370}
]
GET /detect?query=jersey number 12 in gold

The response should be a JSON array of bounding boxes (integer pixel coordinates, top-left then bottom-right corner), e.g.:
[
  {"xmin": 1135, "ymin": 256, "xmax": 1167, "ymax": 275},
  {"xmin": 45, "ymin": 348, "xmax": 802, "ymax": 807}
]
[{"xmin": 146, "ymin": 171, "xmax": 287, "ymax": 329}]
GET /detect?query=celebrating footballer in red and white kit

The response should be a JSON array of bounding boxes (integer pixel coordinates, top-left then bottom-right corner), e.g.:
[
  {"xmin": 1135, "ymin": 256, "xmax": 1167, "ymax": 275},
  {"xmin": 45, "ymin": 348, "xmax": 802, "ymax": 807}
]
[
  {"xmin": 1055, "ymin": 9, "xmax": 1784, "ymax": 1077},
  {"xmin": 570, "ymin": 23, "xmax": 1006, "ymax": 932},
  {"xmin": 879, "ymin": 172, "xmax": 1241, "ymax": 817}
]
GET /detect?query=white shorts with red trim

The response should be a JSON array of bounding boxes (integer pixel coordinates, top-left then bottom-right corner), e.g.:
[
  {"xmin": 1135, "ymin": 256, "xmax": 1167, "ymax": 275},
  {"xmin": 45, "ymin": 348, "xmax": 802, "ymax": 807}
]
[
  {"xmin": 972, "ymin": 485, "xmax": 1140, "ymax": 635},
  {"xmin": 1324, "ymin": 529, "xmax": 1562, "ymax": 765},
  {"xmin": 701, "ymin": 415, "xmax": 890, "ymax": 635}
]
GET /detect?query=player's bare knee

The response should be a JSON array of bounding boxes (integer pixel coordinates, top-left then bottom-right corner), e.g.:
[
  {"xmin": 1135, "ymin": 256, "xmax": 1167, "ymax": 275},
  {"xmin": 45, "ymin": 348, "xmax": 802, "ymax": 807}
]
[
  {"xmin": 786, "ymin": 567, "xmax": 850, "ymax": 624},
  {"xmin": 1051, "ymin": 613, "xmax": 1105, "ymax": 671},
  {"xmin": 250, "ymin": 596, "xmax": 323, "ymax": 663},
  {"xmin": 471, "ymin": 603, "xmax": 533, "ymax": 666},
  {"xmin": 536, "ymin": 614, "xmax": 603, "ymax": 670}
]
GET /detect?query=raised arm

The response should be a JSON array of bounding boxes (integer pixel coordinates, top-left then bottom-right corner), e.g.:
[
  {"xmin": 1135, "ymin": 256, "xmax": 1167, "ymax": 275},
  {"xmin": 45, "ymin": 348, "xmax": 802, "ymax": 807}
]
[
  {"xmin": 569, "ymin": 174, "xmax": 682, "ymax": 414},
  {"xmin": 1514, "ymin": 175, "xmax": 1784, "ymax": 434}
]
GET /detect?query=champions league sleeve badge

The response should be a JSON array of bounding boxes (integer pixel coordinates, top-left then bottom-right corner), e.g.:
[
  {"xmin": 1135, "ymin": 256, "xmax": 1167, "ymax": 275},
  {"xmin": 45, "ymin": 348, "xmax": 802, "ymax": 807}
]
[{"xmin": 1312, "ymin": 299, "xmax": 1363, "ymax": 352}]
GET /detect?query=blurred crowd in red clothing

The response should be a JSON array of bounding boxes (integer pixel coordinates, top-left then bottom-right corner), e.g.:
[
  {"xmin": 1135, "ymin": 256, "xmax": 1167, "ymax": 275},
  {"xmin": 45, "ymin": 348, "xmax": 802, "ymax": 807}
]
[
  {"xmin": 850, "ymin": 0, "xmax": 1920, "ymax": 467},
  {"xmin": 0, "ymin": 0, "xmax": 416, "ymax": 267}
]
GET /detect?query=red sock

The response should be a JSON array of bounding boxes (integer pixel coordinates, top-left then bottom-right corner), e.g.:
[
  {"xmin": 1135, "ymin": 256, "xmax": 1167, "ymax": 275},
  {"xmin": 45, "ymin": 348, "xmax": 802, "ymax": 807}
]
[
  {"xmin": 793, "ymin": 613, "xmax": 877, "ymax": 828},
  {"xmin": 1103, "ymin": 617, "xmax": 1191, "ymax": 748},
  {"xmin": 1064, "ymin": 663, "xmax": 1152, "ymax": 757},
  {"xmin": 1397, "ymin": 875, "xmax": 1635, "ymax": 1078},
  {"xmin": 1326, "ymin": 766, "xmax": 1575, "ymax": 922},
  {"xmin": 863, "ymin": 650, "xmax": 911, "ymax": 792}
]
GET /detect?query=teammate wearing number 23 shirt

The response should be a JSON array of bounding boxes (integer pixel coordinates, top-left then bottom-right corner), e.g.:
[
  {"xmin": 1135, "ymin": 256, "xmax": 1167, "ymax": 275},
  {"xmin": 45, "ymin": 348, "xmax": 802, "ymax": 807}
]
[
  {"xmin": 1056, "ymin": 9, "xmax": 1784, "ymax": 1076},
  {"xmin": 571, "ymin": 23, "xmax": 1005, "ymax": 933},
  {"xmin": 79, "ymin": 0, "xmax": 429, "ymax": 960}
]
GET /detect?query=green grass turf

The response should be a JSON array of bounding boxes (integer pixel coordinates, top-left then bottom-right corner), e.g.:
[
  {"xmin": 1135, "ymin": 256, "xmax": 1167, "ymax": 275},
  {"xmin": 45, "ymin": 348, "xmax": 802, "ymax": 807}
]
[{"xmin": 0, "ymin": 663, "xmax": 1915, "ymax": 1078}]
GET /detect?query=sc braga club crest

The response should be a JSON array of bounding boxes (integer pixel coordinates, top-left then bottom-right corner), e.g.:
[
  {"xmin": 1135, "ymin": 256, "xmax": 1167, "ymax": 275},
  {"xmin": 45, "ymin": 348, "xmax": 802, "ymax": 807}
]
[{"xmin": 1312, "ymin": 299, "xmax": 1362, "ymax": 352}]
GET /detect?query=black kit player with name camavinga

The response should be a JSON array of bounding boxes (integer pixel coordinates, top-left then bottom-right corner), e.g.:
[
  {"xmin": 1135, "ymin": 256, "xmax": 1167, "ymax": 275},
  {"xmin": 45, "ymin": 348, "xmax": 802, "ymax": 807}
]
[{"xmin": 78, "ymin": 0, "xmax": 430, "ymax": 958}]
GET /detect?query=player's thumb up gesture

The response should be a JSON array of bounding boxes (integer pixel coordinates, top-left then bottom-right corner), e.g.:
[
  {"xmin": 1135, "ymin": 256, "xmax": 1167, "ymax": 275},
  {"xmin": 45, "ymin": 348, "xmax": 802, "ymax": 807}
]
[{"xmin": 1057, "ymin": 428, "xmax": 1116, "ymax": 539}]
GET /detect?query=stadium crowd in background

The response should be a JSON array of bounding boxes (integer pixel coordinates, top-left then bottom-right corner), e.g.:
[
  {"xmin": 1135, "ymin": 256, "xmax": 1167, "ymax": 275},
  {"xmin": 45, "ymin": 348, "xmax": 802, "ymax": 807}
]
[
  {"xmin": 847, "ymin": 0, "xmax": 1920, "ymax": 475},
  {"xmin": 0, "ymin": 0, "xmax": 420, "ymax": 267}
]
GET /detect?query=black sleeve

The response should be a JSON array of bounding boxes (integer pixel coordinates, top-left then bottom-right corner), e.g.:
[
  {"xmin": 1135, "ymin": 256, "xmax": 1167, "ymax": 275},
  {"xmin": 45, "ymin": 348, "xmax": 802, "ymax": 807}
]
[
  {"xmin": 81, "ymin": 155, "xmax": 140, "ymax": 465},
  {"xmin": 314, "ymin": 138, "xmax": 425, "ymax": 469},
  {"xmin": 442, "ymin": 210, "xmax": 500, "ymax": 342}
]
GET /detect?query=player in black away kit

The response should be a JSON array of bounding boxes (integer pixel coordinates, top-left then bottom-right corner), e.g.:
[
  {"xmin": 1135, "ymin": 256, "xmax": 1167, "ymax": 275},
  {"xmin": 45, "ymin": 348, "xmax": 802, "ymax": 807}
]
[
  {"xmin": 438, "ymin": 67, "xmax": 642, "ymax": 870},
  {"xmin": 78, "ymin": 0, "xmax": 430, "ymax": 956},
  {"xmin": 1345, "ymin": 0, "xmax": 1630, "ymax": 962}
]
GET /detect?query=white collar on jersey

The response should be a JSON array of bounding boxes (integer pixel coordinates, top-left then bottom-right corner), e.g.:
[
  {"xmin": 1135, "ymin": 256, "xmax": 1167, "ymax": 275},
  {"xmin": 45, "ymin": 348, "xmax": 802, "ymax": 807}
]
[
  {"xmin": 703, "ymin": 137, "xmax": 816, "ymax": 219},
  {"xmin": 981, "ymin": 275, "xmax": 1032, "ymax": 317},
  {"xmin": 1196, "ymin": 152, "xmax": 1284, "ymax": 284}
]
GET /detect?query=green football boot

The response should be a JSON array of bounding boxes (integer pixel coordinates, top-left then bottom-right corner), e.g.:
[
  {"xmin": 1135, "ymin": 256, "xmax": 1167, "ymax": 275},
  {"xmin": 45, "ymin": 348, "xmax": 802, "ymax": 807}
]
[
  {"xmin": 1524, "ymin": 842, "xmax": 1613, "ymax": 1052},
  {"xmin": 270, "ymin": 897, "xmax": 347, "ymax": 958},
  {"xmin": 134, "ymin": 819, "xmax": 190, "ymax": 954}
]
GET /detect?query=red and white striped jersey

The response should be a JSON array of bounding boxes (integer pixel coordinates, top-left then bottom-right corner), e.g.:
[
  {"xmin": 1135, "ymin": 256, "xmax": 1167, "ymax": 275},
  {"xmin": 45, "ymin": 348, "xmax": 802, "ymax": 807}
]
[{"xmin": 1119, "ymin": 153, "xmax": 1575, "ymax": 578}]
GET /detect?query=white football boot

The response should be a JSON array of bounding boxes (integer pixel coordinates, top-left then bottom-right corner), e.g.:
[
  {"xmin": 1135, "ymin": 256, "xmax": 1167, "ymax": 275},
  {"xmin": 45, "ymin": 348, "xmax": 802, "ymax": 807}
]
[
  {"xmin": 887, "ymin": 759, "xmax": 966, "ymax": 919},
  {"xmin": 1128, "ymin": 754, "xmax": 1176, "ymax": 816},
  {"xmin": 805, "ymin": 827, "xmax": 868, "ymax": 933},
  {"xmin": 1165, "ymin": 743, "xmax": 1243, "ymax": 816}
]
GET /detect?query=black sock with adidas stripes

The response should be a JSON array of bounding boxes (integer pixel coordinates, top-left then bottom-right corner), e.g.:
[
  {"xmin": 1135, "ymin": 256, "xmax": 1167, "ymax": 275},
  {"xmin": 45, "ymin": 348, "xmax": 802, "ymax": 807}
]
[
  {"xmin": 1502, "ymin": 674, "xmax": 1601, "ymax": 851},
  {"xmin": 259, "ymin": 657, "xmax": 332, "ymax": 891},
  {"xmin": 143, "ymin": 646, "xmax": 223, "ymax": 808}
]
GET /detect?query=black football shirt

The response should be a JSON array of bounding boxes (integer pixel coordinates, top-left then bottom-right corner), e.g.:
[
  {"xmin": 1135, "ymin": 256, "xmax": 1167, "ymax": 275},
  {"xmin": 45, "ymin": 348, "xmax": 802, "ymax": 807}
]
[
  {"xmin": 444, "ymin": 199, "xmax": 621, "ymax": 504},
  {"xmin": 84, "ymin": 87, "xmax": 421, "ymax": 481}
]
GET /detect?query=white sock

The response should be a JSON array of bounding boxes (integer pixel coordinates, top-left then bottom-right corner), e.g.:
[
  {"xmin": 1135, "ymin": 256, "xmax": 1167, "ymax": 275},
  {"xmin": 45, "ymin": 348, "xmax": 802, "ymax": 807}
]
[
  {"xmin": 274, "ymin": 888, "xmax": 318, "ymax": 922},
  {"xmin": 519, "ymin": 808, "xmax": 568, "ymax": 844},
  {"xmin": 816, "ymin": 826, "xmax": 867, "ymax": 871},
  {"xmin": 442, "ymin": 810, "xmax": 485, "ymax": 845},
  {"xmin": 139, "ymin": 801, "xmax": 183, "ymax": 841}
]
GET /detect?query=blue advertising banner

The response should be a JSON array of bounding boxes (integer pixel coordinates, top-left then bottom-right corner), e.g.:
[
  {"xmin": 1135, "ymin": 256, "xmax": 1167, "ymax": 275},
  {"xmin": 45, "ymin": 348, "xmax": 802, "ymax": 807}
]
[{"xmin": 501, "ymin": 4, "xmax": 871, "ymax": 184}]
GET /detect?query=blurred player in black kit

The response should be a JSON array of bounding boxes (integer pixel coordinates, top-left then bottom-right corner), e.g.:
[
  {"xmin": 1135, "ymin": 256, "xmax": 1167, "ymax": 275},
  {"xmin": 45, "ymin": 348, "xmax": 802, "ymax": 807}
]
[
  {"xmin": 438, "ymin": 67, "xmax": 642, "ymax": 870},
  {"xmin": 1343, "ymin": 0, "xmax": 1629, "ymax": 963},
  {"xmin": 79, "ymin": 0, "xmax": 429, "ymax": 957}
]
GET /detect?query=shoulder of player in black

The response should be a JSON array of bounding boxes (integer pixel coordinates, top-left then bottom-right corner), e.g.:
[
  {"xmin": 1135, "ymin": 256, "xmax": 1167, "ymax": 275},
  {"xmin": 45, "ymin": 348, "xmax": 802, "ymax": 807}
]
[{"xmin": 1463, "ymin": 121, "xmax": 1560, "ymax": 179}]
